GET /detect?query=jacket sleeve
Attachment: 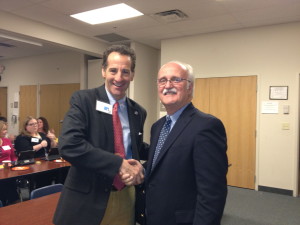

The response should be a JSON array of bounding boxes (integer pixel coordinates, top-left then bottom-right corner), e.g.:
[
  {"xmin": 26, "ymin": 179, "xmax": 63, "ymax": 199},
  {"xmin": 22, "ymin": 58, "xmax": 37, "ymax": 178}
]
[
  {"xmin": 193, "ymin": 117, "xmax": 228, "ymax": 225},
  {"xmin": 59, "ymin": 90, "xmax": 123, "ymax": 180}
]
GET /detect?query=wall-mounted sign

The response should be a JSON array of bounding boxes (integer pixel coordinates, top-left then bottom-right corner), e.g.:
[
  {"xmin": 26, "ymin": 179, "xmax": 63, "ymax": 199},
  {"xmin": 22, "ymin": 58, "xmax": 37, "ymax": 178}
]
[
  {"xmin": 269, "ymin": 86, "xmax": 288, "ymax": 100},
  {"xmin": 261, "ymin": 101, "xmax": 278, "ymax": 114}
]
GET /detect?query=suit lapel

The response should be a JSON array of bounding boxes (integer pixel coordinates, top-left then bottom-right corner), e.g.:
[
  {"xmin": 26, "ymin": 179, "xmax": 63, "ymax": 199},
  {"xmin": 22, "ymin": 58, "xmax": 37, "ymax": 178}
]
[
  {"xmin": 95, "ymin": 85, "xmax": 114, "ymax": 153},
  {"xmin": 126, "ymin": 99, "xmax": 141, "ymax": 160},
  {"xmin": 150, "ymin": 104, "xmax": 195, "ymax": 174}
]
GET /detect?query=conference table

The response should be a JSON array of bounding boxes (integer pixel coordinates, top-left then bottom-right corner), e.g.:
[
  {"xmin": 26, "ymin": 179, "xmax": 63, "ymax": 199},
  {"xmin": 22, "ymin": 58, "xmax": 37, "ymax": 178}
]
[
  {"xmin": 0, "ymin": 192, "xmax": 60, "ymax": 225},
  {"xmin": 0, "ymin": 159, "xmax": 71, "ymax": 181},
  {"xmin": 0, "ymin": 159, "xmax": 70, "ymax": 203}
]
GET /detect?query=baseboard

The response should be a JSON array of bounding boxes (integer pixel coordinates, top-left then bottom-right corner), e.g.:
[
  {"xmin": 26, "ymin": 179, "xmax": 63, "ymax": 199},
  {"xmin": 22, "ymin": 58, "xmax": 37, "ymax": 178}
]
[{"xmin": 258, "ymin": 185, "xmax": 293, "ymax": 196}]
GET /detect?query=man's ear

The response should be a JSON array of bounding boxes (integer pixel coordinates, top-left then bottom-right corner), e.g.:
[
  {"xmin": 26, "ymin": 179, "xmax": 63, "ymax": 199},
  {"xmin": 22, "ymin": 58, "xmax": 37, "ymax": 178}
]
[
  {"xmin": 102, "ymin": 68, "xmax": 106, "ymax": 79},
  {"xmin": 130, "ymin": 72, "xmax": 135, "ymax": 81}
]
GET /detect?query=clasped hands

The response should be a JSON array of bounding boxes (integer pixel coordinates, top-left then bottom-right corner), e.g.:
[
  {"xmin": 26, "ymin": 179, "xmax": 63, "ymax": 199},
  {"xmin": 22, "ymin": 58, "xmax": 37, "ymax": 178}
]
[{"xmin": 119, "ymin": 159, "xmax": 144, "ymax": 186}]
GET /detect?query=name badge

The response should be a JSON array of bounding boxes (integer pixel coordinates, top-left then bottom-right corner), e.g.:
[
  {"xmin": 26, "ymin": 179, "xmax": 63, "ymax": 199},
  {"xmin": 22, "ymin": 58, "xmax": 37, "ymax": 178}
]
[
  {"xmin": 31, "ymin": 137, "xmax": 39, "ymax": 143},
  {"xmin": 96, "ymin": 100, "xmax": 112, "ymax": 115},
  {"xmin": 2, "ymin": 145, "xmax": 11, "ymax": 150}
]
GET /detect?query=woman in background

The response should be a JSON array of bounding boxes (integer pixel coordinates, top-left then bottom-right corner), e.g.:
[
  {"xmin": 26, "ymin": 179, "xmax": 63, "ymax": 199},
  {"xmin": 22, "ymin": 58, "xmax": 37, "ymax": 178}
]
[
  {"xmin": 0, "ymin": 121, "xmax": 19, "ymax": 206},
  {"xmin": 37, "ymin": 116, "xmax": 58, "ymax": 148},
  {"xmin": 14, "ymin": 116, "xmax": 54, "ymax": 189},
  {"xmin": 0, "ymin": 121, "xmax": 17, "ymax": 163},
  {"xmin": 38, "ymin": 117, "xmax": 68, "ymax": 184},
  {"xmin": 15, "ymin": 116, "xmax": 51, "ymax": 158}
]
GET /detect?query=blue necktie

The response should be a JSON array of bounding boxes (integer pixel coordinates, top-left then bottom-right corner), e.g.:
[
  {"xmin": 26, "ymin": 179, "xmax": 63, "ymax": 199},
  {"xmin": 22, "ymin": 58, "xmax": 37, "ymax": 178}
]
[{"xmin": 152, "ymin": 116, "xmax": 172, "ymax": 169}]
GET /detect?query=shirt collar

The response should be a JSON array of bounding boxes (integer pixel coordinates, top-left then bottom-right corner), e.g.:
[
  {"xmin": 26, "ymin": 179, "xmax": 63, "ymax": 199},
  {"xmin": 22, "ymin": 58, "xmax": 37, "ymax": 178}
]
[
  {"xmin": 105, "ymin": 87, "xmax": 126, "ymax": 106},
  {"xmin": 167, "ymin": 104, "xmax": 189, "ymax": 124}
]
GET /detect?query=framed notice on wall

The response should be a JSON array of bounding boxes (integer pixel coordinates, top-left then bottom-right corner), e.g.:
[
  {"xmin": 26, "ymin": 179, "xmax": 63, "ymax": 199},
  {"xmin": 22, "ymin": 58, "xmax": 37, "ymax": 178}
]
[{"xmin": 269, "ymin": 86, "xmax": 288, "ymax": 100}]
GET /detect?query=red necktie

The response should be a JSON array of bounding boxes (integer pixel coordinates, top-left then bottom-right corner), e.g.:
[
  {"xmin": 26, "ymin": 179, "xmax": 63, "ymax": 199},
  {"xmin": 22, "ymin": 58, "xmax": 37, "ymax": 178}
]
[{"xmin": 112, "ymin": 102, "xmax": 125, "ymax": 190}]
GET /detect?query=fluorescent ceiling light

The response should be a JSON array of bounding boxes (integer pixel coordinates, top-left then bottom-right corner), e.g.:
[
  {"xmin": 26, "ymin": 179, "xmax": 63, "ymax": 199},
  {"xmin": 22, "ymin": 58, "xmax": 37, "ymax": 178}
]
[
  {"xmin": 71, "ymin": 3, "xmax": 143, "ymax": 25},
  {"xmin": 0, "ymin": 34, "xmax": 43, "ymax": 47}
]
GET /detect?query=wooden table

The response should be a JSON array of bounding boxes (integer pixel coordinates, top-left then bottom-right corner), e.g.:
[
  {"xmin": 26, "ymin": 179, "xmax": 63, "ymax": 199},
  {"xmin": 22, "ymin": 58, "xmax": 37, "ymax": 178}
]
[
  {"xmin": 0, "ymin": 159, "xmax": 70, "ymax": 203},
  {"xmin": 0, "ymin": 193, "xmax": 60, "ymax": 225},
  {"xmin": 0, "ymin": 159, "xmax": 71, "ymax": 180}
]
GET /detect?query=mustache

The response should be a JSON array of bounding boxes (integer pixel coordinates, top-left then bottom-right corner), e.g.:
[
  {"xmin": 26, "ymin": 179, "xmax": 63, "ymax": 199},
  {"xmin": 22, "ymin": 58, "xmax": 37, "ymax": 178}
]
[{"xmin": 163, "ymin": 88, "xmax": 177, "ymax": 95}]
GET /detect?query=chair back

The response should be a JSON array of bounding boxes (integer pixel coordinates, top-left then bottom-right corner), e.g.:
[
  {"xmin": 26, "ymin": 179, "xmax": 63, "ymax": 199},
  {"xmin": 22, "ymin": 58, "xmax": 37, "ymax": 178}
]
[
  {"xmin": 0, "ymin": 200, "xmax": 3, "ymax": 207},
  {"xmin": 30, "ymin": 183, "xmax": 63, "ymax": 199}
]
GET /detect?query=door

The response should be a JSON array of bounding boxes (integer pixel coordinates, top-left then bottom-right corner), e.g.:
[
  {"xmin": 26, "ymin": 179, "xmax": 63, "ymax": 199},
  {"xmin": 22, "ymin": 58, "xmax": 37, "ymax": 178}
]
[
  {"xmin": 193, "ymin": 76, "xmax": 257, "ymax": 189},
  {"xmin": 40, "ymin": 83, "xmax": 79, "ymax": 137},
  {"xmin": 0, "ymin": 87, "xmax": 7, "ymax": 118},
  {"xmin": 19, "ymin": 85, "xmax": 37, "ymax": 129}
]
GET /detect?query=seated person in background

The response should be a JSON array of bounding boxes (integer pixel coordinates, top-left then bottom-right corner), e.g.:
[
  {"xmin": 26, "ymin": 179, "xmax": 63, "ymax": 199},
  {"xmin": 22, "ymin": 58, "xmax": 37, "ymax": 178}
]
[
  {"xmin": 37, "ymin": 117, "xmax": 68, "ymax": 184},
  {"xmin": 0, "ymin": 116, "xmax": 16, "ymax": 144},
  {"xmin": 0, "ymin": 121, "xmax": 19, "ymax": 206},
  {"xmin": 15, "ymin": 116, "xmax": 51, "ymax": 158},
  {"xmin": 0, "ymin": 121, "xmax": 17, "ymax": 163},
  {"xmin": 14, "ymin": 116, "xmax": 54, "ymax": 189},
  {"xmin": 37, "ymin": 116, "xmax": 58, "ymax": 148}
]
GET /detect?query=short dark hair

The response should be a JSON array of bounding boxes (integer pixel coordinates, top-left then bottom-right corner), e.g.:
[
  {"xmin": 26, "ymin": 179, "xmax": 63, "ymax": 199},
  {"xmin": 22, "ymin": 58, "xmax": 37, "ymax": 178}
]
[
  {"xmin": 102, "ymin": 45, "xmax": 136, "ymax": 72},
  {"xmin": 0, "ymin": 116, "xmax": 7, "ymax": 123}
]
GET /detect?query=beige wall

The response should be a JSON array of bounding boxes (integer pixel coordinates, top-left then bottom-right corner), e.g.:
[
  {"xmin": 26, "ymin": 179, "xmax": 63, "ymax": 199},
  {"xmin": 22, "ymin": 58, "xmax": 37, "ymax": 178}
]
[
  {"xmin": 161, "ymin": 21, "xmax": 300, "ymax": 195},
  {"xmin": 0, "ymin": 10, "xmax": 107, "ymax": 58},
  {"xmin": 130, "ymin": 42, "xmax": 160, "ymax": 142},
  {"xmin": 0, "ymin": 51, "xmax": 82, "ymax": 135},
  {"xmin": 87, "ymin": 59, "xmax": 104, "ymax": 89}
]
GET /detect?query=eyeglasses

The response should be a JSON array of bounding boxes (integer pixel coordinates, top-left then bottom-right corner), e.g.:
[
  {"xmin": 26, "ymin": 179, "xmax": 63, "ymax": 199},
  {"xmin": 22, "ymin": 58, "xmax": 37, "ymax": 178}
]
[
  {"xmin": 157, "ymin": 77, "xmax": 191, "ymax": 87},
  {"xmin": 27, "ymin": 122, "xmax": 38, "ymax": 126}
]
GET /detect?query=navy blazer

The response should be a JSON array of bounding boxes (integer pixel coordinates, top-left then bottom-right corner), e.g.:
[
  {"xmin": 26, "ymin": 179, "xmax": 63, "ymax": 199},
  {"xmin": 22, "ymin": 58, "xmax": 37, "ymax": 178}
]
[
  {"xmin": 53, "ymin": 85, "xmax": 147, "ymax": 225},
  {"xmin": 145, "ymin": 103, "xmax": 228, "ymax": 225}
]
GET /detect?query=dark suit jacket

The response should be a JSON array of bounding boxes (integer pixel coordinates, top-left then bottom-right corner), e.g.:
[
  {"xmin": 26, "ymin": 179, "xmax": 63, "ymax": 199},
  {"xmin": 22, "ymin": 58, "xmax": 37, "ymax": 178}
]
[
  {"xmin": 53, "ymin": 85, "xmax": 147, "ymax": 225},
  {"xmin": 145, "ymin": 103, "xmax": 228, "ymax": 225}
]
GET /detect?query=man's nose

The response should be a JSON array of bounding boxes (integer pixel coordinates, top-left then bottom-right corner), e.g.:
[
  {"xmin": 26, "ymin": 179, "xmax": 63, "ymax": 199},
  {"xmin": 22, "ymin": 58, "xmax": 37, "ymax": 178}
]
[
  {"xmin": 114, "ymin": 71, "xmax": 123, "ymax": 81},
  {"xmin": 165, "ymin": 79, "xmax": 173, "ymax": 88}
]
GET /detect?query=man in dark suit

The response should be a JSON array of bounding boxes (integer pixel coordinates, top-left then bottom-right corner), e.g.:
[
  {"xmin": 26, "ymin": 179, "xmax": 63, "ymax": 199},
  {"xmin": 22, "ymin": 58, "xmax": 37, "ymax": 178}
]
[
  {"xmin": 145, "ymin": 61, "xmax": 228, "ymax": 225},
  {"xmin": 53, "ymin": 45, "xmax": 147, "ymax": 225}
]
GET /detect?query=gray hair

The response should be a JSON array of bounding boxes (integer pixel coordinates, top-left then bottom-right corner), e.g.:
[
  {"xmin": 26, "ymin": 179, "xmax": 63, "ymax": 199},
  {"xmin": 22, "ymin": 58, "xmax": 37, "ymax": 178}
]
[{"xmin": 165, "ymin": 60, "xmax": 195, "ymax": 95}]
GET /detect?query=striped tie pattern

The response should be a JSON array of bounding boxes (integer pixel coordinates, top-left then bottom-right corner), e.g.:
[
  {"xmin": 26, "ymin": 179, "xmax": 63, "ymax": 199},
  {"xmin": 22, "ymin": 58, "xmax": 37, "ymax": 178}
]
[{"xmin": 152, "ymin": 116, "xmax": 172, "ymax": 170}]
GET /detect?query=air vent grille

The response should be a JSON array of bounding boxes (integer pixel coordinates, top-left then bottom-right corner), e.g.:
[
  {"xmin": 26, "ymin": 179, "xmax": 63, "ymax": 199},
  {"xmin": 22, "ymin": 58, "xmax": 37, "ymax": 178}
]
[
  {"xmin": 0, "ymin": 43, "xmax": 15, "ymax": 48},
  {"xmin": 95, "ymin": 33, "xmax": 130, "ymax": 43},
  {"xmin": 152, "ymin": 9, "xmax": 188, "ymax": 23}
]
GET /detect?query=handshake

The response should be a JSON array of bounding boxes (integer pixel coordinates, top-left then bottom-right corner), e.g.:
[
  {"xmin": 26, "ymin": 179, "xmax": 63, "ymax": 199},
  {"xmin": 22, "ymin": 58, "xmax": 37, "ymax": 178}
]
[{"xmin": 118, "ymin": 159, "xmax": 144, "ymax": 186}]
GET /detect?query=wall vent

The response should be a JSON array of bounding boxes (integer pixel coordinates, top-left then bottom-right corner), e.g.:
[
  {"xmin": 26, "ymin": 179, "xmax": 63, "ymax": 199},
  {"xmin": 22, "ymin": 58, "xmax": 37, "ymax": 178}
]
[
  {"xmin": 0, "ymin": 42, "xmax": 15, "ymax": 48},
  {"xmin": 95, "ymin": 33, "xmax": 130, "ymax": 43},
  {"xmin": 151, "ymin": 9, "xmax": 188, "ymax": 23}
]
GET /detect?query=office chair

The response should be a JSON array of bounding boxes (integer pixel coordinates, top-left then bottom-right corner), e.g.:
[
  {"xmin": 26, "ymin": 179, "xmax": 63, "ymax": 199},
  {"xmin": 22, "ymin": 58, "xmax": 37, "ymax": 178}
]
[
  {"xmin": 30, "ymin": 183, "xmax": 63, "ymax": 199},
  {"xmin": 0, "ymin": 200, "xmax": 3, "ymax": 207}
]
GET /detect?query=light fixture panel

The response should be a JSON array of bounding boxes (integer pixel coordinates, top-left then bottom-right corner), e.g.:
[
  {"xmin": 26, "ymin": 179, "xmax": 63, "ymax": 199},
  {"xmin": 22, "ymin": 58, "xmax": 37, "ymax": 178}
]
[{"xmin": 71, "ymin": 3, "xmax": 143, "ymax": 25}]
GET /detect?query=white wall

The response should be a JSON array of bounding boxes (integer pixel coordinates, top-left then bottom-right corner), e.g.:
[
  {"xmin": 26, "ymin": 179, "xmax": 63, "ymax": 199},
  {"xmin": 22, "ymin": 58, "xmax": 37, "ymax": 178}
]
[
  {"xmin": 0, "ymin": 10, "xmax": 107, "ymax": 57},
  {"xmin": 161, "ymin": 21, "xmax": 300, "ymax": 195},
  {"xmin": 0, "ymin": 51, "xmax": 83, "ymax": 135},
  {"xmin": 87, "ymin": 59, "xmax": 104, "ymax": 89},
  {"xmin": 130, "ymin": 42, "xmax": 160, "ymax": 142}
]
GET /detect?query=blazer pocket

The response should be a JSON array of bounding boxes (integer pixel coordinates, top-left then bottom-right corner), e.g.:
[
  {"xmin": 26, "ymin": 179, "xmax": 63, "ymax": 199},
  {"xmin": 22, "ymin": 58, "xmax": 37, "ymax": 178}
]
[
  {"xmin": 64, "ymin": 168, "xmax": 92, "ymax": 194},
  {"xmin": 175, "ymin": 209, "xmax": 194, "ymax": 224}
]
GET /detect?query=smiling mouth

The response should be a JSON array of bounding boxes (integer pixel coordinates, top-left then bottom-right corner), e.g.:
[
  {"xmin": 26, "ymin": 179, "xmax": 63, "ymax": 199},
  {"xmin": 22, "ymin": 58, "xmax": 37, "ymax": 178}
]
[
  {"xmin": 163, "ymin": 92, "xmax": 176, "ymax": 95},
  {"xmin": 113, "ymin": 82, "xmax": 123, "ymax": 87}
]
